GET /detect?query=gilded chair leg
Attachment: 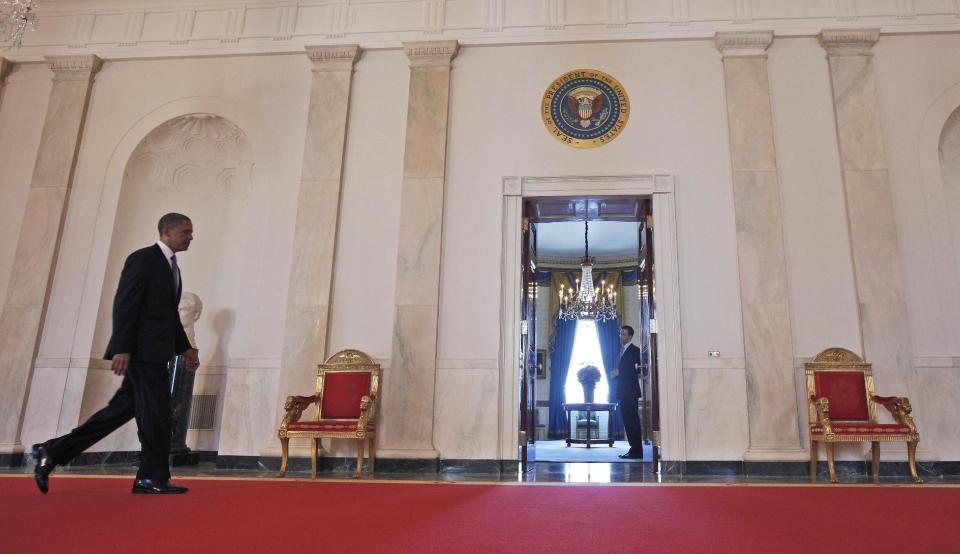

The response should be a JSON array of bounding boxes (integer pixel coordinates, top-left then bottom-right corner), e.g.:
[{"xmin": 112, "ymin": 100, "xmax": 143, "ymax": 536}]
[
  {"xmin": 809, "ymin": 440, "xmax": 818, "ymax": 481},
  {"xmin": 369, "ymin": 437, "xmax": 376, "ymax": 477},
  {"xmin": 825, "ymin": 442, "xmax": 839, "ymax": 483},
  {"xmin": 310, "ymin": 438, "xmax": 318, "ymax": 480},
  {"xmin": 354, "ymin": 439, "xmax": 365, "ymax": 479},
  {"xmin": 908, "ymin": 440, "xmax": 923, "ymax": 484},
  {"xmin": 871, "ymin": 442, "xmax": 880, "ymax": 483},
  {"xmin": 278, "ymin": 437, "xmax": 289, "ymax": 478}
]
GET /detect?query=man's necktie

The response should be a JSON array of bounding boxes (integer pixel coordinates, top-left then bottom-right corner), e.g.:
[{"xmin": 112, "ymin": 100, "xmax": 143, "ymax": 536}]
[{"xmin": 171, "ymin": 254, "xmax": 181, "ymax": 302}]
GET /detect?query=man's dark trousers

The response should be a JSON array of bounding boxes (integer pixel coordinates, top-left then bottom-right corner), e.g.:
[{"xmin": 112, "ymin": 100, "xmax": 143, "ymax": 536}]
[{"xmin": 42, "ymin": 361, "xmax": 171, "ymax": 481}]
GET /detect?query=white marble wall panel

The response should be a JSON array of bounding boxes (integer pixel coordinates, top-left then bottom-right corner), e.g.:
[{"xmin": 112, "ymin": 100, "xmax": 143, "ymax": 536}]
[
  {"xmin": 717, "ymin": 32, "xmax": 802, "ymax": 458},
  {"xmin": 382, "ymin": 41, "xmax": 457, "ymax": 458},
  {"xmin": 18, "ymin": 365, "xmax": 70, "ymax": 450},
  {"xmin": 683, "ymin": 367, "xmax": 749, "ymax": 460},
  {"xmin": 218, "ymin": 366, "xmax": 280, "ymax": 456},
  {"xmin": 912, "ymin": 367, "xmax": 960, "ymax": 460},
  {"xmin": 432, "ymin": 368, "xmax": 501, "ymax": 459}
]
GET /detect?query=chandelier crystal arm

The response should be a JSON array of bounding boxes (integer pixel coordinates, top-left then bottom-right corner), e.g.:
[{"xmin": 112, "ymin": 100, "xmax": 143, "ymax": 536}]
[{"xmin": 2, "ymin": 0, "xmax": 39, "ymax": 50}]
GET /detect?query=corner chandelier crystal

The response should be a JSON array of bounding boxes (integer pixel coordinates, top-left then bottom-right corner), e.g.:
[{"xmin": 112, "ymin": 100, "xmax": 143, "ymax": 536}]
[
  {"xmin": 2, "ymin": 0, "xmax": 38, "ymax": 50},
  {"xmin": 558, "ymin": 220, "xmax": 617, "ymax": 322}
]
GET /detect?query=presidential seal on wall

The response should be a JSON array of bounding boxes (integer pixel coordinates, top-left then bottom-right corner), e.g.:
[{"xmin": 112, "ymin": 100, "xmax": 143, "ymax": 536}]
[{"xmin": 542, "ymin": 69, "xmax": 630, "ymax": 148}]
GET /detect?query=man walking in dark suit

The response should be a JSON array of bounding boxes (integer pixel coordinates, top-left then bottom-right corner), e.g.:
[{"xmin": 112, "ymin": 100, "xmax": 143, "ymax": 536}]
[
  {"xmin": 612, "ymin": 325, "xmax": 644, "ymax": 460},
  {"xmin": 32, "ymin": 213, "xmax": 200, "ymax": 494}
]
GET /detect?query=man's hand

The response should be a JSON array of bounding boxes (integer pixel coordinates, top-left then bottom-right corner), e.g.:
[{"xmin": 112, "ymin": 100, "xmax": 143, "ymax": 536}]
[
  {"xmin": 182, "ymin": 348, "xmax": 200, "ymax": 372},
  {"xmin": 611, "ymin": 369, "xmax": 619, "ymax": 377},
  {"xmin": 111, "ymin": 353, "xmax": 131, "ymax": 376}
]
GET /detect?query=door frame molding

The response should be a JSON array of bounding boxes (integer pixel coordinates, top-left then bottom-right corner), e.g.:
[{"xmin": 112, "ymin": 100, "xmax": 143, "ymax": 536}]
[{"xmin": 498, "ymin": 174, "xmax": 686, "ymax": 462}]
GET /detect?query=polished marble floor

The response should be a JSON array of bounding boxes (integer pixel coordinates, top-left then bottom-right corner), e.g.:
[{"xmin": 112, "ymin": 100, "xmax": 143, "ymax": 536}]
[{"xmin": 5, "ymin": 457, "xmax": 959, "ymax": 486}]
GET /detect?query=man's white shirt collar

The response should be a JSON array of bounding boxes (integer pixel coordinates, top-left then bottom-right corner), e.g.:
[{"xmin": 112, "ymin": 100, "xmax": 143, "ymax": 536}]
[{"xmin": 156, "ymin": 240, "xmax": 175, "ymax": 268}]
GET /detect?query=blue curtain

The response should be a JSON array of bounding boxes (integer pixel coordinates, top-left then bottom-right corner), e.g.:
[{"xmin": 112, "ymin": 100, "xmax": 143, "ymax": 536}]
[
  {"xmin": 547, "ymin": 316, "xmax": 578, "ymax": 439},
  {"xmin": 596, "ymin": 317, "xmax": 625, "ymax": 440}
]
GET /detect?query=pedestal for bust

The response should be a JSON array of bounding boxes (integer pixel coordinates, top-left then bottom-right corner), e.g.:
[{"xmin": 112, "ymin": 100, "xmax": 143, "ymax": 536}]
[{"xmin": 169, "ymin": 355, "xmax": 199, "ymax": 466}]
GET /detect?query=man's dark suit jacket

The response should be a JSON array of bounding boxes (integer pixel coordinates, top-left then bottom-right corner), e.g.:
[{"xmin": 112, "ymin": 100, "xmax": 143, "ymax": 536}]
[
  {"xmin": 616, "ymin": 343, "xmax": 642, "ymax": 400},
  {"xmin": 104, "ymin": 244, "xmax": 190, "ymax": 364}
]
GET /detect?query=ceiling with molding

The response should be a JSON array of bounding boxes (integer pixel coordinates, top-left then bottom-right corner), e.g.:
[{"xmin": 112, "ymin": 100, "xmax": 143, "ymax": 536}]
[{"xmin": 536, "ymin": 220, "xmax": 639, "ymax": 259}]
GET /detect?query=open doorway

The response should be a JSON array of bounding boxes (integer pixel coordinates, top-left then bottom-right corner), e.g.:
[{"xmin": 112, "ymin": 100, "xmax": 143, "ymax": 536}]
[{"xmin": 519, "ymin": 196, "xmax": 660, "ymax": 466}]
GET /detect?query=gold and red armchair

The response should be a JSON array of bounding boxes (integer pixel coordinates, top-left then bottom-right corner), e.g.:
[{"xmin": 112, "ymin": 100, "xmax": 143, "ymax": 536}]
[
  {"xmin": 277, "ymin": 349, "xmax": 381, "ymax": 479},
  {"xmin": 806, "ymin": 348, "xmax": 922, "ymax": 483}
]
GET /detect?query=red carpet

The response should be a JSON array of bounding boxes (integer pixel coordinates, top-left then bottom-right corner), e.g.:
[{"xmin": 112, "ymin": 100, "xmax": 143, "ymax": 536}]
[{"xmin": 1, "ymin": 476, "xmax": 957, "ymax": 553}]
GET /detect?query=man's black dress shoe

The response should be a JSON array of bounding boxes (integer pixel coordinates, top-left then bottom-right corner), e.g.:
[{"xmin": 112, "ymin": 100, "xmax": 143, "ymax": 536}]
[
  {"xmin": 132, "ymin": 478, "xmax": 188, "ymax": 494},
  {"xmin": 32, "ymin": 443, "xmax": 55, "ymax": 494},
  {"xmin": 618, "ymin": 451, "xmax": 644, "ymax": 460}
]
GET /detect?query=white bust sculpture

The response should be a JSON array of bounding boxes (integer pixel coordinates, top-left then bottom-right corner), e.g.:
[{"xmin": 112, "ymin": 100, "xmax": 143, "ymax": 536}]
[{"xmin": 178, "ymin": 291, "xmax": 203, "ymax": 349}]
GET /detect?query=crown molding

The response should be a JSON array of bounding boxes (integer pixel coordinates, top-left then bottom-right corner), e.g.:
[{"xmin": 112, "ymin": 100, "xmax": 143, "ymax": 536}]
[
  {"xmin": 819, "ymin": 28, "xmax": 881, "ymax": 56},
  {"xmin": 404, "ymin": 40, "xmax": 458, "ymax": 68},
  {"xmin": 45, "ymin": 54, "xmax": 103, "ymax": 81},
  {"xmin": 4, "ymin": 2, "xmax": 960, "ymax": 62},
  {"xmin": 715, "ymin": 31, "xmax": 773, "ymax": 58},
  {"xmin": 305, "ymin": 44, "xmax": 359, "ymax": 72}
]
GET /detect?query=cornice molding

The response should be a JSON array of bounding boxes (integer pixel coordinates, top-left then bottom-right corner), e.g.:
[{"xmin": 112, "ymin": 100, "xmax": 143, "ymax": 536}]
[
  {"xmin": 45, "ymin": 54, "xmax": 103, "ymax": 81},
  {"xmin": 819, "ymin": 28, "xmax": 880, "ymax": 56},
  {"xmin": 715, "ymin": 31, "xmax": 773, "ymax": 58},
  {"xmin": 403, "ymin": 40, "xmax": 458, "ymax": 68},
  {"xmin": 5, "ymin": 2, "xmax": 960, "ymax": 62},
  {"xmin": 305, "ymin": 44, "xmax": 360, "ymax": 72},
  {"xmin": 537, "ymin": 255, "xmax": 640, "ymax": 269}
]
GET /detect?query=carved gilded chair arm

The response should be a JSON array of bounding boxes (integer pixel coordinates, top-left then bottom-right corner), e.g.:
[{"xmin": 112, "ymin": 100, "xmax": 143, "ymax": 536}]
[
  {"xmin": 873, "ymin": 395, "xmax": 918, "ymax": 434},
  {"xmin": 810, "ymin": 396, "xmax": 834, "ymax": 435},
  {"xmin": 281, "ymin": 394, "xmax": 319, "ymax": 427}
]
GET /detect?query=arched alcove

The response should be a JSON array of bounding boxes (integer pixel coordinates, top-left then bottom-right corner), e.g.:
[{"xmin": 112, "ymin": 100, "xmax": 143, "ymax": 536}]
[
  {"xmin": 940, "ymin": 106, "xmax": 960, "ymax": 267},
  {"xmin": 89, "ymin": 113, "xmax": 254, "ymax": 449}
]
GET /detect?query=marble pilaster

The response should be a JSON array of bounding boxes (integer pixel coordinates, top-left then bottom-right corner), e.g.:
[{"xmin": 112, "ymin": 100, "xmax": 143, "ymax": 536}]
[
  {"xmin": 0, "ymin": 56, "xmax": 101, "ymax": 463},
  {"xmin": 380, "ymin": 41, "xmax": 458, "ymax": 458},
  {"xmin": 716, "ymin": 32, "xmax": 804, "ymax": 459},
  {"xmin": 275, "ymin": 45, "xmax": 360, "ymax": 432},
  {"xmin": 819, "ymin": 29, "xmax": 913, "ymax": 391}
]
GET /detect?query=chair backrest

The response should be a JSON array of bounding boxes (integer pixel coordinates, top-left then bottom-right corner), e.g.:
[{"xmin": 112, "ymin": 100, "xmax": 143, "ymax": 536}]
[
  {"xmin": 315, "ymin": 349, "xmax": 381, "ymax": 421},
  {"xmin": 805, "ymin": 348, "xmax": 877, "ymax": 423}
]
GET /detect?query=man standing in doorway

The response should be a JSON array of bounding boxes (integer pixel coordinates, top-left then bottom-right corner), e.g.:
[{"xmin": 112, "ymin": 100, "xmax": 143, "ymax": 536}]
[
  {"xmin": 32, "ymin": 213, "xmax": 200, "ymax": 494},
  {"xmin": 613, "ymin": 325, "xmax": 643, "ymax": 459}
]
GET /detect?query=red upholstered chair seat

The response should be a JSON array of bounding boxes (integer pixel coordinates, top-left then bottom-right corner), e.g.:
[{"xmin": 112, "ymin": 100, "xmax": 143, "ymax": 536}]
[
  {"xmin": 810, "ymin": 424, "xmax": 911, "ymax": 435},
  {"xmin": 287, "ymin": 421, "xmax": 376, "ymax": 432}
]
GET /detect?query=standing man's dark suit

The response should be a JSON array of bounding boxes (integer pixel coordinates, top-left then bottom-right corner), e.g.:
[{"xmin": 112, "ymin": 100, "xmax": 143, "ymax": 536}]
[
  {"xmin": 33, "ymin": 214, "xmax": 198, "ymax": 494},
  {"xmin": 615, "ymin": 326, "xmax": 644, "ymax": 459}
]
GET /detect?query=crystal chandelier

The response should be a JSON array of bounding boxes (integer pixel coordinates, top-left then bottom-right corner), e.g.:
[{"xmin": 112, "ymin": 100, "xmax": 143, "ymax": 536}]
[
  {"xmin": 2, "ymin": 0, "xmax": 38, "ymax": 50},
  {"xmin": 558, "ymin": 220, "xmax": 617, "ymax": 321}
]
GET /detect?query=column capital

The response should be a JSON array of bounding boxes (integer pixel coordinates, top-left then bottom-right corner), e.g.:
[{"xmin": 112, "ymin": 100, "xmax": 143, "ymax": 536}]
[
  {"xmin": 715, "ymin": 31, "xmax": 773, "ymax": 58},
  {"xmin": 304, "ymin": 44, "xmax": 360, "ymax": 72},
  {"xmin": 0, "ymin": 58, "xmax": 13, "ymax": 83},
  {"xmin": 44, "ymin": 55, "xmax": 103, "ymax": 82},
  {"xmin": 819, "ymin": 28, "xmax": 880, "ymax": 56},
  {"xmin": 403, "ymin": 40, "xmax": 459, "ymax": 68}
]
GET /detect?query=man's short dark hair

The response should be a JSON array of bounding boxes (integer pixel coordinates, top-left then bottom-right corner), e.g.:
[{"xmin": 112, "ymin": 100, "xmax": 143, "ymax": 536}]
[
  {"xmin": 621, "ymin": 325, "xmax": 635, "ymax": 337},
  {"xmin": 158, "ymin": 213, "xmax": 191, "ymax": 235}
]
